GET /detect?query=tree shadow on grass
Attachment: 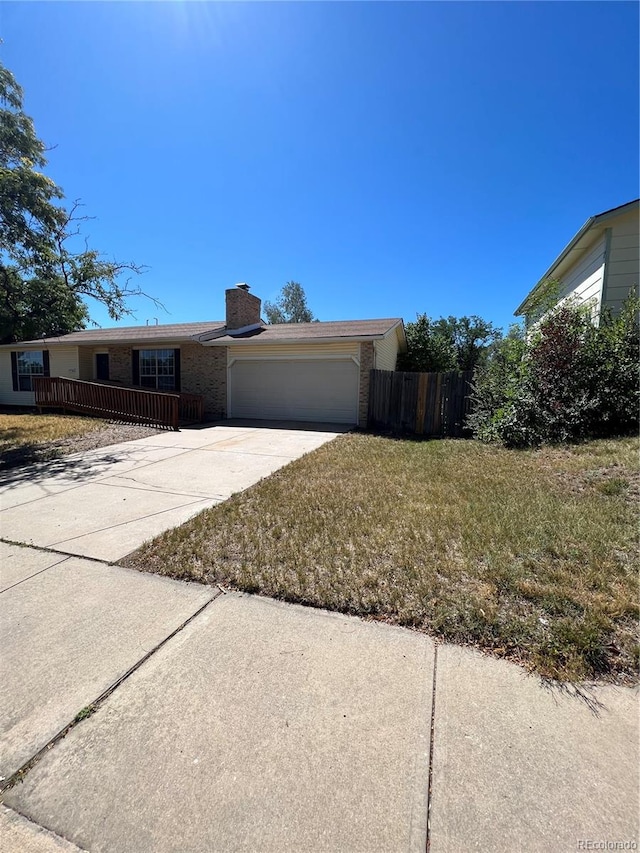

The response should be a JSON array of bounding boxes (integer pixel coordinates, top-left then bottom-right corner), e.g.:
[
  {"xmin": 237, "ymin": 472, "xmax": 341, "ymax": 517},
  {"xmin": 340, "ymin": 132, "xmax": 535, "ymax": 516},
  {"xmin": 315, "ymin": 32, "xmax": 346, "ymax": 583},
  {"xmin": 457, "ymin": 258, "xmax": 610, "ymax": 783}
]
[{"xmin": 0, "ymin": 443, "xmax": 65, "ymax": 472}]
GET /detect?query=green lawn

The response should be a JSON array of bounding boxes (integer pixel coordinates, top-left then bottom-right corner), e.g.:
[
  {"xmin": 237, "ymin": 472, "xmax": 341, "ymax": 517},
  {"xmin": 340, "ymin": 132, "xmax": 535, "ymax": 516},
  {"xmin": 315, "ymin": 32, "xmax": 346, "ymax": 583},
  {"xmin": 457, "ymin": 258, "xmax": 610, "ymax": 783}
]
[{"xmin": 123, "ymin": 433, "xmax": 639, "ymax": 683}]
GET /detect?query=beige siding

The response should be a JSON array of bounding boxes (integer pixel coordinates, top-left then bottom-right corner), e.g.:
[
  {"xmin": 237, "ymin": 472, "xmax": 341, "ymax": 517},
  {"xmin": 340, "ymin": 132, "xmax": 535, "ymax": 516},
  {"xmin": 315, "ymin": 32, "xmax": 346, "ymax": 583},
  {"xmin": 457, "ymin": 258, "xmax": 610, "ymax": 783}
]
[
  {"xmin": 227, "ymin": 342, "xmax": 359, "ymax": 360},
  {"xmin": 49, "ymin": 347, "xmax": 80, "ymax": 380},
  {"xmin": 604, "ymin": 211, "xmax": 639, "ymax": 314},
  {"xmin": 78, "ymin": 347, "xmax": 95, "ymax": 380},
  {"xmin": 0, "ymin": 345, "xmax": 80, "ymax": 407},
  {"xmin": 0, "ymin": 350, "xmax": 35, "ymax": 406},
  {"xmin": 374, "ymin": 330, "xmax": 399, "ymax": 371},
  {"xmin": 555, "ymin": 234, "xmax": 606, "ymax": 318}
]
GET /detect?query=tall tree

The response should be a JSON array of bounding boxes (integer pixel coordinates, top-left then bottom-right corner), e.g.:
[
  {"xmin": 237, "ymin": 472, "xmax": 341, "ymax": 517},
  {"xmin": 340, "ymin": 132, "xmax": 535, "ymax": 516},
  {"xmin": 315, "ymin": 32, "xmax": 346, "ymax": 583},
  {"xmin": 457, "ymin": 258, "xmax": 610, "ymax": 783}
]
[
  {"xmin": 264, "ymin": 281, "xmax": 315, "ymax": 324},
  {"xmin": 0, "ymin": 61, "xmax": 154, "ymax": 343},
  {"xmin": 0, "ymin": 266, "xmax": 88, "ymax": 342},
  {"xmin": 431, "ymin": 315, "xmax": 502, "ymax": 371},
  {"xmin": 398, "ymin": 313, "xmax": 502, "ymax": 373}
]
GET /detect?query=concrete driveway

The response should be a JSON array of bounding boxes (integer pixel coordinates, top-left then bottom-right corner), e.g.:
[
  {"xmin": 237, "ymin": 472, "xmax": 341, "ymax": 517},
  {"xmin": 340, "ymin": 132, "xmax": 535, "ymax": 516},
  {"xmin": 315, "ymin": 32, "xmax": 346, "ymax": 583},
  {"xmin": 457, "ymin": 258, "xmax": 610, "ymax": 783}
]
[{"xmin": 0, "ymin": 422, "xmax": 347, "ymax": 562}]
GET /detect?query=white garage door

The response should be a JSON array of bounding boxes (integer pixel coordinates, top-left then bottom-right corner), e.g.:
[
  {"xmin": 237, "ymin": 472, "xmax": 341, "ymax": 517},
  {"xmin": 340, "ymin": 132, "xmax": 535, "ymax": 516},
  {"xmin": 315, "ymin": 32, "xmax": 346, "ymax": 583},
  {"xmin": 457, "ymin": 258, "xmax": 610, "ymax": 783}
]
[{"xmin": 229, "ymin": 359, "xmax": 359, "ymax": 424}]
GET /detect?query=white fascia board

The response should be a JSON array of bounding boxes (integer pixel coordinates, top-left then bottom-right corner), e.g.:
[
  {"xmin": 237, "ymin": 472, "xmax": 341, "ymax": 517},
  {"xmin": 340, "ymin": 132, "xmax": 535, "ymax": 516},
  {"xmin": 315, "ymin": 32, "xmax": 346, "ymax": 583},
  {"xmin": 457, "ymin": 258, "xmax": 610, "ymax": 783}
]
[{"xmin": 203, "ymin": 334, "xmax": 390, "ymax": 346}]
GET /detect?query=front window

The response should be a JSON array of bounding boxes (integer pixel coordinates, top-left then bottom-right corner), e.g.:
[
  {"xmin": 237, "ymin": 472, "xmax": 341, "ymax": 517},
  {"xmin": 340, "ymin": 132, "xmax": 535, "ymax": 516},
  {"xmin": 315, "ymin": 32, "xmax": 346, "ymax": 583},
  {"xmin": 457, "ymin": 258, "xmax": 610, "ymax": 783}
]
[
  {"xmin": 17, "ymin": 351, "xmax": 44, "ymax": 391},
  {"xmin": 139, "ymin": 349, "xmax": 175, "ymax": 391}
]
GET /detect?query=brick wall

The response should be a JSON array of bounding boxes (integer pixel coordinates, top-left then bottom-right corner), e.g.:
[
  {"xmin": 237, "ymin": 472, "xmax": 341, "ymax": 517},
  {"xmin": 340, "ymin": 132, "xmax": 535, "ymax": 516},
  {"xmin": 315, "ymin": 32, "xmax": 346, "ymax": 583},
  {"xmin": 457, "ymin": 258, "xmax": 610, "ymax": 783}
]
[
  {"xmin": 225, "ymin": 288, "xmax": 261, "ymax": 330},
  {"xmin": 180, "ymin": 343, "xmax": 227, "ymax": 419},
  {"xmin": 358, "ymin": 341, "xmax": 374, "ymax": 428},
  {"xmin": 107, "ymin": 346, "xmax": 132, "ymax": 384}
]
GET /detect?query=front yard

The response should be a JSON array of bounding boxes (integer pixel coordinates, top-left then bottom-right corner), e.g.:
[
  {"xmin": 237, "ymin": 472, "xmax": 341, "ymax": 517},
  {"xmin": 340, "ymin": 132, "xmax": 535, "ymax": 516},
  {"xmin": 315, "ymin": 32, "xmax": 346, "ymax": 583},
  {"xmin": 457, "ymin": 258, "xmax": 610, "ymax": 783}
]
[
  {"xmin": 124, "ymin": 432, "xmax": 639, "ymax": 683},
  {"xmin": 0, "ymin": 410, "xmax": 161, "ymax": 470}
]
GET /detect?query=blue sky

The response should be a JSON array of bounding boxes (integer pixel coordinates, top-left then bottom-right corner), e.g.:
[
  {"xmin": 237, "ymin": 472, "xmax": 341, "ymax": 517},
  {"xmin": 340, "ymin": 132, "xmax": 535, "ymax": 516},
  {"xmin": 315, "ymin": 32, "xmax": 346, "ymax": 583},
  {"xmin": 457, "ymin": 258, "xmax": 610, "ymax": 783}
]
[{"xmin": 1, "ymin": 1, "xmax": 638, "ymax": 331}]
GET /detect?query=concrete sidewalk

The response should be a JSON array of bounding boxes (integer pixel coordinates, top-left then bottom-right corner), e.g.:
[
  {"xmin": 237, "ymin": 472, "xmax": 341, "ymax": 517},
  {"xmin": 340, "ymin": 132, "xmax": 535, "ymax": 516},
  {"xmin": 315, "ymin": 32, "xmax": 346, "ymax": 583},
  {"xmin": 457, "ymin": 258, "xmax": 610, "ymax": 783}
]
[
  {"xmin": 0, "ymin": 422, "xmax": 345, "ymax": 561},
  {"xmin": 0, "ymin": 542, "xmax": 213, "ymax": 780},
  {"xmin": 1, "ymin": 542, "xmax": 637, "ymax": 852}
]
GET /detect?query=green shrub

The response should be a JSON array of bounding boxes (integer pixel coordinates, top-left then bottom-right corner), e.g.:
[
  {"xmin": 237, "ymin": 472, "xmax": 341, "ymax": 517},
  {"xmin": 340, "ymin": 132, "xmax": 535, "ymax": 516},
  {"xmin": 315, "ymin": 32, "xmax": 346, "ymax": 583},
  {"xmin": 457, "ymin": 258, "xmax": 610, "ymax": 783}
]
[{"xmin": 469, "ymin": 292, "xmax": 639, "ymax": 447}]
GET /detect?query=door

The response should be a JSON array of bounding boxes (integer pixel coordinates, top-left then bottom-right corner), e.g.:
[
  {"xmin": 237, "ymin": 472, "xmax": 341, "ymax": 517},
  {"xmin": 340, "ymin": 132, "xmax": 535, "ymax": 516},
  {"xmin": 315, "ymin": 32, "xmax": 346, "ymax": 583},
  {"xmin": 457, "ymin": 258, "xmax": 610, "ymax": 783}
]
[
  {"xmin": 228, "ymin": 359, "xmax": 359, "ymax": 423},
  {"xmin": 96, "ymin": 353, "xmax": 110, "ymax": 381}
]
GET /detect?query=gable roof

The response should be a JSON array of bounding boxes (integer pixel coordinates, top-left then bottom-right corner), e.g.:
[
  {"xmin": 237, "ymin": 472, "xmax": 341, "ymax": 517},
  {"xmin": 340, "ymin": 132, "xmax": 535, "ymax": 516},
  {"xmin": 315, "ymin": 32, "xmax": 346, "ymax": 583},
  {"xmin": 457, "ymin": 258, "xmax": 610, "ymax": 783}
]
[
  {"xmin": 1, "ymin": 318, "xmax": 406, "ymax": 349},
  {"xmin": 202, "ymin": 318, "xmax": 405, "ymax": 345},
  {"xmin": 515, "ymin": 198, "xmax": 640, "ymax": 316}
]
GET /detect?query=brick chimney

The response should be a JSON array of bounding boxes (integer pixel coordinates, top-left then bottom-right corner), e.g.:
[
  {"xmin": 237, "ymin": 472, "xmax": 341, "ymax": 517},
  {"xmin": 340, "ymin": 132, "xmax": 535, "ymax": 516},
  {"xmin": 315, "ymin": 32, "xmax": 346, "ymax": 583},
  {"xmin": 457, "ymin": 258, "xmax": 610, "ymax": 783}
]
[{"xmin": 225, "ymin": 283, "xmax": 261, "ymax": 331}]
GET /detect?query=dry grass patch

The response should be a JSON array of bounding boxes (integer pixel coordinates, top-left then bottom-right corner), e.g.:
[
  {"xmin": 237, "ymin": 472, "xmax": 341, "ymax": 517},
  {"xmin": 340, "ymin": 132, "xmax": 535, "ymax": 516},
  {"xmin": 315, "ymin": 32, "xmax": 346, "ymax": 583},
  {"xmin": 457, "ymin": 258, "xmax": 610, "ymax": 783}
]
[
  {"xmin": 0, "ymin": 411, "xmax": 104, "ymax": 467},
  {"xmin": 0, "ymin": 411, "xmax": 104, "ymax": 450},
  {"xmin": 124, "ymin": 433, "xmax": 639, "ymax": 683}
]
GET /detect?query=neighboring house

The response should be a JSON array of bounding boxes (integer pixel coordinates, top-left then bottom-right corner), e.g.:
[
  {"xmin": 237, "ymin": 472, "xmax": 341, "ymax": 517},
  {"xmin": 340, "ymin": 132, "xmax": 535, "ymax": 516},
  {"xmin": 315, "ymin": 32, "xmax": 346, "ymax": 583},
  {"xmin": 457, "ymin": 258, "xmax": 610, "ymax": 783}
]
[
  {"xmin": 0, "ymin": 284, "xmax": 406, "ymax": 427},
  {"xmin": 515, "ymin": 199, "xmax": 639, "ymax": 326}
]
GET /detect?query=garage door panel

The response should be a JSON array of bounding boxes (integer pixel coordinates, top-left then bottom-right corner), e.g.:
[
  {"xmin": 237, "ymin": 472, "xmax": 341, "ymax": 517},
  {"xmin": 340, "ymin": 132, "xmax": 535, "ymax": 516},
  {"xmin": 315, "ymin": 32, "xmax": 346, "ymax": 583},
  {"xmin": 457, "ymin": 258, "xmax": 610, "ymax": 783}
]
[{"xmin": 229, "ymin": 359, "xmax": 358, "ymax": 424}]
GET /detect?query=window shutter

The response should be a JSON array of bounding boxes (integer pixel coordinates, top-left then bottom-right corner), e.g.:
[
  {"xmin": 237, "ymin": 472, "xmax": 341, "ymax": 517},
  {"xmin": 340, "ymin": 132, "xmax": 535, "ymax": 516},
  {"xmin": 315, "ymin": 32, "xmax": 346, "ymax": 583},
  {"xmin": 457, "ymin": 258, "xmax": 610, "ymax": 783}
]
[
  {"xmin": 42, "ymin": 350, "xmax": 50, "ymax": 377},
  {"xmin": 10, "ymin": 352, "xmax": 18, "ymax": 391},
  {"xmin": 173, "ymin": 349, "xmax": 181, "ymax": 392},
  {"xmin": 132, "ymin": 350, "xmax": 140, "ymax": 385}
]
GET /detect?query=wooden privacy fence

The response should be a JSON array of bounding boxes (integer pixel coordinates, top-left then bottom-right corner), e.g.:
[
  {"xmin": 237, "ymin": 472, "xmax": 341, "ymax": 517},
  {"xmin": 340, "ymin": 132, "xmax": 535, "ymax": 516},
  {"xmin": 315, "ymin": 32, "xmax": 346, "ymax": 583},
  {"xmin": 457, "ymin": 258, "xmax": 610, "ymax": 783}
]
[
  {"xmin": 34, "ymin": 377, "xmax": 204, "ymax": 431},
  {"xmin": 368, "ymin": 369, "xmax": 473, "ymax": 437}
]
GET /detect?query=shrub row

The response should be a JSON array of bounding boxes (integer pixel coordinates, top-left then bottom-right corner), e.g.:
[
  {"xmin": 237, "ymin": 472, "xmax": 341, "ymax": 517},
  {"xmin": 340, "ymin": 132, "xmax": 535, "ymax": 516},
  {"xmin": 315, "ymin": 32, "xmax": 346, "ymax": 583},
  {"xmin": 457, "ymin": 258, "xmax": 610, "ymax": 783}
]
[{"xmin": 468, "ymin": 294, "xmax": 639, "ymax": 447}]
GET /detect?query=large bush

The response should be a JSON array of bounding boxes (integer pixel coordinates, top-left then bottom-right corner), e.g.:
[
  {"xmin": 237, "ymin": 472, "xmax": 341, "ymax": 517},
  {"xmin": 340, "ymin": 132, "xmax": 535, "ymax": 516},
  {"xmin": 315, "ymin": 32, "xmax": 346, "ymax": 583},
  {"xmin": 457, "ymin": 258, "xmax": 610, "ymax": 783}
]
[{"xmin": 469, "ymin": 294, "xmax": 639, "ymax": 447}]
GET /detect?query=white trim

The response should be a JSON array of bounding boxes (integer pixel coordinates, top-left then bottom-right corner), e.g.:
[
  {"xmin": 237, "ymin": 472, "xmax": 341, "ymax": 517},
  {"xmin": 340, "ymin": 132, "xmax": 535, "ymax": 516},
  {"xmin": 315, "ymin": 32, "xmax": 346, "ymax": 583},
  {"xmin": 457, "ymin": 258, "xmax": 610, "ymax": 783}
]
[
  {"xmin": 204, "ymin": 333, "xmax": 393, "ymax": 346},
  {"xmin": 228, "ymin": 353, "xmax": 360, "ymax": 366}
]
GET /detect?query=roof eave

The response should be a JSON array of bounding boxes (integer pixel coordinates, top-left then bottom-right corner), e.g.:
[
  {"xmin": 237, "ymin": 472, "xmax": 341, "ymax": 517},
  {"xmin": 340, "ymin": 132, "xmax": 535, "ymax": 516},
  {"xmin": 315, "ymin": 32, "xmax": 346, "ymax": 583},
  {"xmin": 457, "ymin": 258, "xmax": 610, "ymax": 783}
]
[
  {"xmin": 0, "ymin": 331, "xmax": 225, "ymax": 348},
  {"xmin": 514, "ymin": 199, "xmax": 640, "ymax": 316},
  {"xmin": 204, "ymin": 333, "xmax": 393, "ymax": 346},
  {"xmin": 514, "ymin": 215, "xmax": 596, "ymax": 316}
]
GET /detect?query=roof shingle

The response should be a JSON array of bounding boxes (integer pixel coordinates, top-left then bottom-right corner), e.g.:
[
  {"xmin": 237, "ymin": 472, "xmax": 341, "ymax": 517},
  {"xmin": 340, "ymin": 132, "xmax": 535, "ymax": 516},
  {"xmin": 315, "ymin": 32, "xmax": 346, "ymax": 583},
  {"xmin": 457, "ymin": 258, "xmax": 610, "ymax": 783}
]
[
  {"xmin": 2, "ymin": 318, "xmax": 404, "ymax": 348},
  {"xmin": 7, "ymin": 321, "xmax": 225, "ymax": 347},
  {"xmin": 205, "ymin": 318, "xmax": 403, "ymax": 344}
]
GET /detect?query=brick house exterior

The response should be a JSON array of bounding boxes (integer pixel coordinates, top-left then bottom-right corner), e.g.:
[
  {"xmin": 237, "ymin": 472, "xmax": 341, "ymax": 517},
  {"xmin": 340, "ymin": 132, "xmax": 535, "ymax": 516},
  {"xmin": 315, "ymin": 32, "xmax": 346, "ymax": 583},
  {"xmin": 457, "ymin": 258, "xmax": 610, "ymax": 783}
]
[
  {"xmin": 0, "ymin": 284, "xmax": 406, "ymax": 426},
  {"xmin": 180, "ymin": 343, "xmax": 227, "ymax": 420}
]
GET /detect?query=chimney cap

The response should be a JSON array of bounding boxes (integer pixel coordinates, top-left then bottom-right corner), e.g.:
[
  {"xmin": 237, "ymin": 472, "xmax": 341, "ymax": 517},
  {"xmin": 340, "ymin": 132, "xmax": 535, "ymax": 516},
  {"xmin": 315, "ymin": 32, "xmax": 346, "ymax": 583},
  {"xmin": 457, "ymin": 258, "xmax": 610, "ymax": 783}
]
[{"xmin": 235, "ymin": 282, "xmax": 250, "ymax": 291}]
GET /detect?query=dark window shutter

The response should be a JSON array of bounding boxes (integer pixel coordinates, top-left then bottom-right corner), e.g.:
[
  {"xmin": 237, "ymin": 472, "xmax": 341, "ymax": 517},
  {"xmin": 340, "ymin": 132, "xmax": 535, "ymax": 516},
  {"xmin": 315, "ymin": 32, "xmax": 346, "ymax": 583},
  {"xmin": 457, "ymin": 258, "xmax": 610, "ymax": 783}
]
[
  {"xmin": 173, "ymin": 349, "xmax": 181, "ymax": 392},
  {"xmin": 42, "ymin": 350, "xmax": 50, "ymax": 377},
  {"xmin": 10, "ymin": 352, "xmax": 18, "ymax": 391},
  {"xmin": 132, "ymin": 350, "xmax": 140, "ymax": 385}
]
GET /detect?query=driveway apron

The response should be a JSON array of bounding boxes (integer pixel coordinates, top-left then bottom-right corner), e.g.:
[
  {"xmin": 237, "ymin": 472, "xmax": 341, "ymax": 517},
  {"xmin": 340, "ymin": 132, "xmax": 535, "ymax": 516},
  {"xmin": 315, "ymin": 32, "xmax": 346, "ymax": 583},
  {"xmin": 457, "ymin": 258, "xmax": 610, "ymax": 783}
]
[{"xmin": 0, "ymin": 423, "xmax": 346, "ymax": 561}]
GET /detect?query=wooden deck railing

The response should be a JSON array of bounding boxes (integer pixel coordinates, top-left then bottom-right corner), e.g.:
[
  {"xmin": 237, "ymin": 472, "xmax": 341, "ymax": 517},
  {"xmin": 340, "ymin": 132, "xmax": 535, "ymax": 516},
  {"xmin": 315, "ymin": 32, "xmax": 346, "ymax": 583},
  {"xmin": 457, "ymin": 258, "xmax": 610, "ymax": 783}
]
[
  {"xmin": 178, "ymin": 391, "xmax": 204, "ymax": 424},
  {"xmin": 33, "ymin": 377, "xmax": 204, "ymax": 430}
]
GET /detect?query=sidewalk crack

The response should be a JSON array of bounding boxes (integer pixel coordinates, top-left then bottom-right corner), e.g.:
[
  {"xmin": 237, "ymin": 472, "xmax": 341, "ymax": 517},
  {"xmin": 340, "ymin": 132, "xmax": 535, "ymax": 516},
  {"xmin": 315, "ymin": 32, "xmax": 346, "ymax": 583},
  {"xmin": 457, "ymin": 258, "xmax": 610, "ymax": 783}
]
[{"xmin": 426, "ymin": 643, "xmax": 439, "ymax": 853}]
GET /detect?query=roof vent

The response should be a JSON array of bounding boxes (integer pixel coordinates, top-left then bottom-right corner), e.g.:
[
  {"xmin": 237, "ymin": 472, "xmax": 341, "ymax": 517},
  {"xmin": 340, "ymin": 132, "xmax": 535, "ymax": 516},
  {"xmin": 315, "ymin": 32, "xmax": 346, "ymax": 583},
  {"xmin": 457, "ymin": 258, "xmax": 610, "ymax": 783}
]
[{"xmin": 235, "ymin": 282, "xmax": 250, "ymax": 291}]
